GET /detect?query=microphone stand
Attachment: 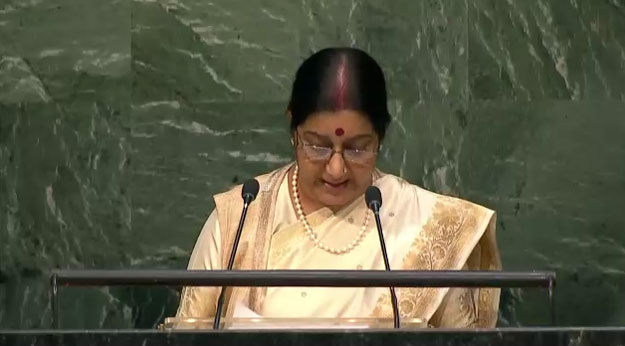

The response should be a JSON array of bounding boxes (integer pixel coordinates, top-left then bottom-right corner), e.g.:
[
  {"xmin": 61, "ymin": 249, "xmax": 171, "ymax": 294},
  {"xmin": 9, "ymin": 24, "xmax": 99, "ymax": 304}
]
[
  {"xmin": 213, "ymin": 180, "xmax": 259, "ymax": 330},
  {"xmin": 372, "ymin": 210, "xmax": 401, "ymax": 329},
  {"xmin": 366, "ymin": 186, "xmax": 400, "ymax": 329}
]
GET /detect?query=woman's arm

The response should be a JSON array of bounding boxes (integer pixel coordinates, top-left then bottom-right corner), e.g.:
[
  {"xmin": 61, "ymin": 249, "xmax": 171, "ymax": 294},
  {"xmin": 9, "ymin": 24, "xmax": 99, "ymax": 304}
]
[{"xmin": 176, "ymin": 210, "xmax": 223, "ymax": 318}]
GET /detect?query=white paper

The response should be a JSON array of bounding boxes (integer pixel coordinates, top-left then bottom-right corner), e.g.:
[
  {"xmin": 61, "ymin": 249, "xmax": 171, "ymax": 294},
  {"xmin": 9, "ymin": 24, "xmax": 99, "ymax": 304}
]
[{"xmin": 228, "ymin": 303, "xmax": 369, "ymax": 330}]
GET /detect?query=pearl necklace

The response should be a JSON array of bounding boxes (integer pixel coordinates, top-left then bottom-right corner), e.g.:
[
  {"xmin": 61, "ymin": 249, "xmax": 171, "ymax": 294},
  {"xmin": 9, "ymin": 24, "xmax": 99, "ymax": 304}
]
[{"xmin": 291, "ymin": 164, "xmax": 370, "ymax": 255}]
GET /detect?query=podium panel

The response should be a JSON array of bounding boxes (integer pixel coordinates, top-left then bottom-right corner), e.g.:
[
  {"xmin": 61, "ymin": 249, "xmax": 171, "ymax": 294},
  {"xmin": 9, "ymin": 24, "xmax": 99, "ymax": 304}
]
[{"xmin": 2, "ymin": 328, "xmax": 625, "ymax": 346}]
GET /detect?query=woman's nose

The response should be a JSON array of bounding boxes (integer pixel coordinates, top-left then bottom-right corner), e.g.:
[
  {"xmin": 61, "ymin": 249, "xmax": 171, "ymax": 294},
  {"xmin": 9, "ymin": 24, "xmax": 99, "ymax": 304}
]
[{"xmin": 325, "ymin": 152, "xmax": 347, "ymax": 178}]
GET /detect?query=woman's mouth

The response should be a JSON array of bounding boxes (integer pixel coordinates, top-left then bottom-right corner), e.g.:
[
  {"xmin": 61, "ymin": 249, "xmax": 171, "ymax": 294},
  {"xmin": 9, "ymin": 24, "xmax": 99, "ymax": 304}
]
[{"xmin": 322, "ymin": 180, "xmax": 349, "ymax": 192}]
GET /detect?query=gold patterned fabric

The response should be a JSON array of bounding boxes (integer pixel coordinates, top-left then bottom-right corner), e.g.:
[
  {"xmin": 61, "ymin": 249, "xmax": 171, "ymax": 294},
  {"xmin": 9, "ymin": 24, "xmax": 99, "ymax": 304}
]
[{"xmin": 176, "ymin": 163, "xmax": 501, "ymax": 327}]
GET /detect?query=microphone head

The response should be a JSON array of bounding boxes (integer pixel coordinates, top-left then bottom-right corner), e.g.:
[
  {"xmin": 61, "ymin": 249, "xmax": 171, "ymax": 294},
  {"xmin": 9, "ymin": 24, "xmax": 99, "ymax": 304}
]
[
  {"xmin": 365, "ymin": 186, "xmax": 382, "ymax": 211},
  {"xmin": 241, "ymin": 179, "xmax": 260, "ymax": 202}
]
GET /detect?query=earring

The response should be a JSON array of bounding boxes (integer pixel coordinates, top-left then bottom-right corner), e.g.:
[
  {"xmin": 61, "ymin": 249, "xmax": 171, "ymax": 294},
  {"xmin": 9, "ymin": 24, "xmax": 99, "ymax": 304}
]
[{"xmin": 290, "ymin": 138, "xmax": 295, "ymax": 146}]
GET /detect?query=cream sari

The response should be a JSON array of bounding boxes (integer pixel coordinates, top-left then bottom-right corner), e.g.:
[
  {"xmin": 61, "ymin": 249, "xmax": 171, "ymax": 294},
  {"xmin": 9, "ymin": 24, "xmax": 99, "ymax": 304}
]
[{"xmin": 176, "ymin": 163, "xmax": 501, "ymax": 327}]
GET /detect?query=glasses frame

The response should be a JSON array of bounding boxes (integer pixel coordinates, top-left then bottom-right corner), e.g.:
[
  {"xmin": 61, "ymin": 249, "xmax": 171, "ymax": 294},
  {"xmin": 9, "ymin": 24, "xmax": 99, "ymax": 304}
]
[{"xmin": 293, "ymin": 130, "xmax": 379, "ymax": 164}]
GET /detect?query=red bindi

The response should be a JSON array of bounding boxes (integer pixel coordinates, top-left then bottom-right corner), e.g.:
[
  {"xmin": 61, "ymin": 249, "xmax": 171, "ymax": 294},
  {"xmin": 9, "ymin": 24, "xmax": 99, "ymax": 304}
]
[{"xmin": 335, "ymin": 128, "xmax": 345, "ymax": 136}]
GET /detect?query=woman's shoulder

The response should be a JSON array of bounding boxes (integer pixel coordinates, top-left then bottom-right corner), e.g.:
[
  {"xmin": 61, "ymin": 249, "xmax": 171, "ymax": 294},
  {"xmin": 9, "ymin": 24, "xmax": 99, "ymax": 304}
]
[
  {"xmin": 214, "ymin": 163, "xmax": 293, "ymax": 202},
  {"xmin": 375, "ymin": 171, "xmax": 494, "ymax": 216}
]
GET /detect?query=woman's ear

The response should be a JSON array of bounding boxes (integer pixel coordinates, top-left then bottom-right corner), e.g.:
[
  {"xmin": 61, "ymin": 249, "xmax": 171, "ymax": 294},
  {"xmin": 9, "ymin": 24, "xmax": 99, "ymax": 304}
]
[
  {"xmin": 290, "ymin": 130, "xmax": 297, "ymax": 146},
  {"xmin": 287, "ymin": 110, "xmax": 295, "ymax": 146}
]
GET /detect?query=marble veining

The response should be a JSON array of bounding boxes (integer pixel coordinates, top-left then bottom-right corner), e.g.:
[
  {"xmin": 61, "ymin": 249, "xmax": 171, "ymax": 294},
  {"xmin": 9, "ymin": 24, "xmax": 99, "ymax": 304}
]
[{"xmin": 0, "ymin": 0, "xmax": 623, "ymax": 329}]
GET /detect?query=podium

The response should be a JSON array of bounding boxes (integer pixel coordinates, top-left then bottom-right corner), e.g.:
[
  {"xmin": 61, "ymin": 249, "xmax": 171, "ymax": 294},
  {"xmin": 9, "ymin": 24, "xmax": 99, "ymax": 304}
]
[
  {"xmin": 49, "ymin": 269, "xmax": 558, "ymax": 329},
  {"xmin": 2, "ymin": 269, "xmax": 624, "ymax": 345},
  {"xmin": 3, "ymin": 328, "xmax": 625, "ymax": 346}
]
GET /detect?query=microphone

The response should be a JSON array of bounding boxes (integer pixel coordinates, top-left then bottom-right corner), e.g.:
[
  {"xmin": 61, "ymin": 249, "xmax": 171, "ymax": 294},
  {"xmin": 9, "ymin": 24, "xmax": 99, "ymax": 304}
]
[
  {"xmin": 365, "ymin": 186, "xmax": 400, "ymax": 329},
  {"xmin": 213, "ymin": 178, "xmax": 260, "ymax": 329}
]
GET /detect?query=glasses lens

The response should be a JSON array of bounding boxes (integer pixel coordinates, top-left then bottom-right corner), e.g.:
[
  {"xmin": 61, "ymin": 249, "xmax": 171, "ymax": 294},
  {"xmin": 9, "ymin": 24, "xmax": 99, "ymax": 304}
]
[
  {"xmin": 343, "ymin": 149, "xmax": 375, "ymax": 163},
  {"xmin": 303, "ymin": 145, "xmax": 332, "ymax": 161}
]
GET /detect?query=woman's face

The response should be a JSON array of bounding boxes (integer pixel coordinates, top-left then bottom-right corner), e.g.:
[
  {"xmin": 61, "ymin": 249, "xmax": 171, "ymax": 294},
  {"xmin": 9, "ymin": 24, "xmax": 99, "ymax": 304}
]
[{"xmin": 293, "ymin": 110, "xmax": 379, "ymax": 210}]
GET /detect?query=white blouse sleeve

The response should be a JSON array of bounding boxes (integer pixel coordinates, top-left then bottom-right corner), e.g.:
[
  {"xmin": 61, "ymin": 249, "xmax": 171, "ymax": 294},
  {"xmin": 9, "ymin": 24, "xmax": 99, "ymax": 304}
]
[
  {"xmin": 186, "ymin": 210, "xmax": 223, "ymax": 271},
  {"xmin": 176, "ymin": 210, "xmax": 223, "ymax": 318}
]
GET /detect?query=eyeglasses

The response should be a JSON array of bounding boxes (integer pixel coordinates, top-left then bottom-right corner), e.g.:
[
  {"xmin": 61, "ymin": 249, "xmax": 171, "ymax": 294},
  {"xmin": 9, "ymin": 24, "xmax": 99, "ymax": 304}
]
[{"xmin": 294, "ymin": 132, "xmax": 378, "ymax": 164}]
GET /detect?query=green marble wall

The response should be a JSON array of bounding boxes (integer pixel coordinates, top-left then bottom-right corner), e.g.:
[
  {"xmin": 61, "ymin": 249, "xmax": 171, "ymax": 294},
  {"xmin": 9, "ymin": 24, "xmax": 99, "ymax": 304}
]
[{"xmin": 0, "ymin": 0, "xmax": 623, "ymax": 328}]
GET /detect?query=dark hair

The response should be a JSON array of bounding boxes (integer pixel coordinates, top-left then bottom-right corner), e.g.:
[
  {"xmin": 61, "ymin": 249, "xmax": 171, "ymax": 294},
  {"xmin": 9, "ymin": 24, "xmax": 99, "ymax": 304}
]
[{"xmin": 288, "ymin": 47, "xmax": 391, "ymax": 141}]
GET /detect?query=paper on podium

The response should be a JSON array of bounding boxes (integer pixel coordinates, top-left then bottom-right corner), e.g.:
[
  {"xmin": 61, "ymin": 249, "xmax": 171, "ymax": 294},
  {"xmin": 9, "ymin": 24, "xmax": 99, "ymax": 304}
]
[{"xmin": 229, "ymin": 302, "xmax": 369, "ymax": 329}]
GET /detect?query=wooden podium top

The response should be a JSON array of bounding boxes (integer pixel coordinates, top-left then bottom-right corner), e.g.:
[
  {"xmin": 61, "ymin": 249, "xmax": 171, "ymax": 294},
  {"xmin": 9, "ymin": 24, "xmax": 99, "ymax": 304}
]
[{"xmin": 161, "ymin": 317, "xmax": 428, "ymax": 330}]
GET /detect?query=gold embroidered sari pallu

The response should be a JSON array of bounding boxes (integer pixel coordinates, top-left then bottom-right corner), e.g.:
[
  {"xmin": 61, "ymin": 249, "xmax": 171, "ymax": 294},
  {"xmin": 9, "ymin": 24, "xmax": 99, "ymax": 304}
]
[{"xmin": 177, "ymin": 163, "xmax": 501, "ymax": 328}]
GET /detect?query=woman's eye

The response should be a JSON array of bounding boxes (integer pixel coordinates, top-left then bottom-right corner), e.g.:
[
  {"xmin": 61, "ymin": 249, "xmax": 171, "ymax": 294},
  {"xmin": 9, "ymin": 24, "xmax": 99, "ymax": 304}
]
[{"xmin": 311, "ymin": 145, "xmax": 331, "ymax": 152}]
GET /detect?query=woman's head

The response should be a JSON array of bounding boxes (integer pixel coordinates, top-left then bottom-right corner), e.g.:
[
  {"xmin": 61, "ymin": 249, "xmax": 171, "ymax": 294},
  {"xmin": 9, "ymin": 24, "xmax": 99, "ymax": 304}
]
[
  {"xmin": 288, "ymin": 47, "xmax": 391, "ymax": 210},
  {"xmin": 288, "ymin": 47, "xmax": 391, "ymax": 140}
]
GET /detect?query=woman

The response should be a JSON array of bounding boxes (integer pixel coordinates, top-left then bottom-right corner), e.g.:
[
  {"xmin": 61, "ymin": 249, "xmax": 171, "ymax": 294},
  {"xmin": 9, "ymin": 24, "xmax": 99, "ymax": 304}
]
[{"xmin": 176, "ymin": 47, "xmax": 501, "ymax": 328}]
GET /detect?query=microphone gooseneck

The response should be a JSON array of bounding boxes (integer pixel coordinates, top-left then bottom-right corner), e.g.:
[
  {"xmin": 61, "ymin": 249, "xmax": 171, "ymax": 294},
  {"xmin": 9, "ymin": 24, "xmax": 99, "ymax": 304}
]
[
  {"xmin": 213, "ymin": 179, "xmax": 260, "ymax": 330},
  {"xmin": 365, "ymin": 186, "xmax": 400, "ymax": 329}
]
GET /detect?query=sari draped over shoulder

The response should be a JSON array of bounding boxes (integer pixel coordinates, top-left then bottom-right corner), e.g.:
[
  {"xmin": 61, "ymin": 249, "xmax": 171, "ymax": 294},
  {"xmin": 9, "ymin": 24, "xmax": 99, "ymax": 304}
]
[{"xmin": 176, "ymin": 163, "xmax": 501, "ymax": 328}]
